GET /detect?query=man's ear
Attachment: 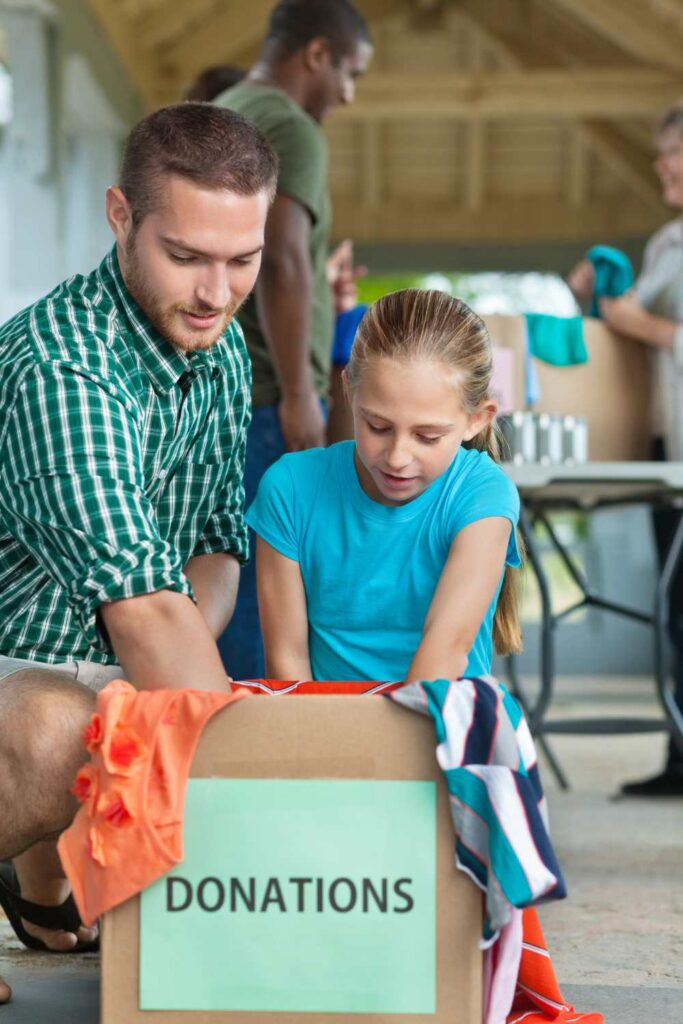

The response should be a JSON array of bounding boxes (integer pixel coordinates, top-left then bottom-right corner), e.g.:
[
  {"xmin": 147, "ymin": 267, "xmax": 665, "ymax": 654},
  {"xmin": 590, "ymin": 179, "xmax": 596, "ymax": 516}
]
[
  {"xmin": 463, "ymin": 399, "xmax": 497, "ymax": 442},
  {"xmin": 105, "ymin": 186, "xmax": 134, "ymax": 246},
  {"xmin": 303, "ymin": 36, "xmax": 332, "ymax": 72}
]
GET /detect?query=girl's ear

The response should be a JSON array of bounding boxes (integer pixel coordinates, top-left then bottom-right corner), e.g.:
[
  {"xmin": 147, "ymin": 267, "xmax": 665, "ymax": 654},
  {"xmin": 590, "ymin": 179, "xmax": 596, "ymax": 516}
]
[{"xmin": 463, "ymin": 399, "xmax": 497, "ymax": 442}]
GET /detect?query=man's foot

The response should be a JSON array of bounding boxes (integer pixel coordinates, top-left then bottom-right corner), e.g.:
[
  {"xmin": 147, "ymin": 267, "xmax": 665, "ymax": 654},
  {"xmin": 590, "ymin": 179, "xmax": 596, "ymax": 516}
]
[
  {"xmin": 10, "ymin": 864, "xmax": 97, "ymax": 950},
  {"xmin": 620, "ymin": 767, "xmax": 683, "ymax": 797},
  {"xmin": 0, "ymin": 975, "xmax": 11, "ymax": 1004},
  {"xmin": 0, "ymin": 861, "xmax": 98, "ymax": 953},
  {"xmin": 19, "ymin": 880, "xmax": 98, "ymax": 951}
]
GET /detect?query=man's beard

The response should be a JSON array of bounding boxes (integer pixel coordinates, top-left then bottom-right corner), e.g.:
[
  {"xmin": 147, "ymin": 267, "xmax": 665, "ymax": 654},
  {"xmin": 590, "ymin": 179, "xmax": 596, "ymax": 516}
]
[{"xmin": 123, "ymin": 237, "xmax": 240, "ymax": 353}]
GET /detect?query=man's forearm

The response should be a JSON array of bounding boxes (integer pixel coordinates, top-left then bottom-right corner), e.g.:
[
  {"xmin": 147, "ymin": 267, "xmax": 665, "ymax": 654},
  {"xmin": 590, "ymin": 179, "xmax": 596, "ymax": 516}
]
[
  {"xmin": 644, "ymin": 313, "xmax": 677, "ymax": 350},
  {"xmin": 101, "ymin": 589, "xmax": 232, "ymax": 691},
  {"xmin": 183, "ymin": 553, "xmax": 240, "ymax": 639},
  {"xmin": 256, "ymin": 253, "xmax": 314, "ymax": 396}
]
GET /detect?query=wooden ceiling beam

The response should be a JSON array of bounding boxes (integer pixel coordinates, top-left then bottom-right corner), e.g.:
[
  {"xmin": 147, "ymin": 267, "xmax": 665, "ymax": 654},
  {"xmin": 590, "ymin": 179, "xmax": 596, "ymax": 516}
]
[
  {"xmin": 159, "ymin": 0, "xmax": 276, "ymax": 82},
  {"xmin": 137, "ymin": 0, "xmax": 218, "ymax": 52},
  {"xmin": 338, "ymin": 69, "xmax": 683, "ymax": 120},
  {"xmin": 580, "ymin": 121, "xmax": 662, "ymax": 211},
  {"xmin": 453, "ymin": 5, "xmax": 663, "ymax": 212},
  {"xmin": 333, "ymin": 195, "xmax": 666, "ymax": 242},
  {"xmin": 83, "ymin": 0, "xmax": 162, "ymax": 108},
  {"xmin": 543, "ymin": 0, "xmax": 683, "ymax": 73},
  {"xmin": 645, "ymin": 0, "xmax": 683, "ymax": 37}
]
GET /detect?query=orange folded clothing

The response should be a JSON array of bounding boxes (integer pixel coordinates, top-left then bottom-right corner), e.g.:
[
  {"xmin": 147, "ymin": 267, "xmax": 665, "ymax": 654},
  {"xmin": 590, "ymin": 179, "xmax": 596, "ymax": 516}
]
[{"xmin": 57, "ymin": 679, "xmax": 247, "ymax": 927}]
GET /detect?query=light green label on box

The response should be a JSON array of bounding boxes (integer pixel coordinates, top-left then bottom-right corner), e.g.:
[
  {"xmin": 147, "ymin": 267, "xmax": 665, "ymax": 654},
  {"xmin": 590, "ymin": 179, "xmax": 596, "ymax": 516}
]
[{"xmin": 140, "ymin": 778, "xmax": 436, "ymax": 1013}]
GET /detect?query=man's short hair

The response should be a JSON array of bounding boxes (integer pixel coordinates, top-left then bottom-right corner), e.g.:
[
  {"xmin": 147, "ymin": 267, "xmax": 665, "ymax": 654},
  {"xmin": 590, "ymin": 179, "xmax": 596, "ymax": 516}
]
[
  {"xmin": 120, "ymin": 103, "xmax": 279, "ymax": 225},
  {"xmin": 263, "ymin": 0, "xmax": 371, "ymax": 64},
  {"xmin": 657, "ymin": 102, "xmax": 683, "ymax": 138}
]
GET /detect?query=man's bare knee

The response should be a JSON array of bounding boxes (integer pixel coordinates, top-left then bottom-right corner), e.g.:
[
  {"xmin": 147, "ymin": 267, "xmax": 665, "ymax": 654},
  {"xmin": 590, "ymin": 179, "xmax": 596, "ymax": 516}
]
[{"xmin": 0, "ymin": 672, "xmax": 95, "ymax": 857}]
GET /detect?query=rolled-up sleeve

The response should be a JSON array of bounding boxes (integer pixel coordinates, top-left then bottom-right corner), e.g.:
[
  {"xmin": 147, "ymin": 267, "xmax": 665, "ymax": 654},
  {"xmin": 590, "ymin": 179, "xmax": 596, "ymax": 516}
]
[
  {"xmin": 192, "ymin": 439, "xmax": 250, "ymax": 563},
  {"xmin": 192, "ymin": 331, "xmax": 252, "ymax": 564},
  {"xmin": 0, "ymin": 363, "xmax": 191, "ymax": 651}
]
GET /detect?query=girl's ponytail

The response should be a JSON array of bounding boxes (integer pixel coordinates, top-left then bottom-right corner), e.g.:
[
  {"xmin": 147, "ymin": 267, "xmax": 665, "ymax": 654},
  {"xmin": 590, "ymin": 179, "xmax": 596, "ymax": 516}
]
[{"xmin": 465, "ymin": 421, "xmax": 523, "ymax": 656}]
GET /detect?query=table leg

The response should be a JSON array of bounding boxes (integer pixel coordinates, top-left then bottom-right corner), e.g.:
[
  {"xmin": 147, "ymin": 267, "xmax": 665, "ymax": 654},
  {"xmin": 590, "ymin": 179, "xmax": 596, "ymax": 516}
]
[
  {"xmin": 512, "ymin": 504, "xmax": 569, "ymax": 790},
  {"xmin": 518, "ymin": 502, "xmax": 556, "ymax": 731},
  {"xmin": 654, "ymin": 510, "xmax": 683, "ymax": 756}
]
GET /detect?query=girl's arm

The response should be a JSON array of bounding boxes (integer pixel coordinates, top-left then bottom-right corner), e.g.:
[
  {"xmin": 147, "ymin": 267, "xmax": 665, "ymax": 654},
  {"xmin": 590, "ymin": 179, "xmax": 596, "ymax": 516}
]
[
  {"xmin": 255, "ymin": 535, "xmax": 313, "ymax": 680},
  {"xmin": 406, "ymin": 517, "xmax": 513, "ymax": 683}
]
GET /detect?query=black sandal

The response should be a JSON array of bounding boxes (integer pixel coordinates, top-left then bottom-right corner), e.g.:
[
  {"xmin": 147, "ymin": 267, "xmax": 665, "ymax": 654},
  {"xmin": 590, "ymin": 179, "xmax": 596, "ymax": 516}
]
[{"xmin": 0, "ymin": 861, "xmax": 99, "ymax": 953}]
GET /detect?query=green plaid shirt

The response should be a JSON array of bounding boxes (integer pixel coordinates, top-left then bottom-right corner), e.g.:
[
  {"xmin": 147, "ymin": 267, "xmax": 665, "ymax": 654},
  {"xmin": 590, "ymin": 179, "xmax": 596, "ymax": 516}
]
[{"xmin": 0, "ymin": 247, "xmax": 251, "ymax": 664}]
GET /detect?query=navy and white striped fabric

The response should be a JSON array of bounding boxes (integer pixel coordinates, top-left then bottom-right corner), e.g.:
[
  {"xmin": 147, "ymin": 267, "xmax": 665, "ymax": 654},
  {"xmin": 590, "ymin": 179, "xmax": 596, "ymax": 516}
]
[{"xmin": 390, "ymin": 677, "xmax": 566, "ymax": 944}]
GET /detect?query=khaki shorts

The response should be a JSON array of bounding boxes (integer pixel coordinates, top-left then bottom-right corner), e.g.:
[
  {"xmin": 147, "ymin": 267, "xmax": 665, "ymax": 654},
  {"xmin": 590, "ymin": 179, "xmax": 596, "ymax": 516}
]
[{"xmin": 0, "ymin": 655, "xmax": 124, "ymax": 693}]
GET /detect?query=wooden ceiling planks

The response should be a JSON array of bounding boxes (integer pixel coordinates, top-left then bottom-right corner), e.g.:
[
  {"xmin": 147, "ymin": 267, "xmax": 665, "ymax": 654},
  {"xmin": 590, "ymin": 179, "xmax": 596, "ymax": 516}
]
[{"xmin": 81, "ymin": 0, "xmax": 681, "ymax": 243}]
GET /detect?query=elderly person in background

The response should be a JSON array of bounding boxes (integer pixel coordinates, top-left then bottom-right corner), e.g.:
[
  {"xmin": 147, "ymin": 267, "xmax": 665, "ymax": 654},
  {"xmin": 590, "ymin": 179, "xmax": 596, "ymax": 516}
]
[{"xmin": 569, "ymin": 103, "xmax": 683, "ymax": 797}]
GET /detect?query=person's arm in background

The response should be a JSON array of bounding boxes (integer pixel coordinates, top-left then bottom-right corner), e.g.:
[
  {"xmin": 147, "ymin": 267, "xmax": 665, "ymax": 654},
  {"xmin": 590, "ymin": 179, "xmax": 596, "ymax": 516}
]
[
  {"xmin": 326, "ymin": 238, "xmax": 366, "ymax": 314},
  {"xmin": 255, "ymin": 193, "xmax": 325, "ymax": 451},
  {"xmin": 254, "ymin": 536, "xmax": 312, "ymax": 679},
  {"xmin": 600, "ymin": 292, "xmax": 679, "ymax": 349},
  {"xmin": 405, "ymin": 517, "xmax": 513, "ymax": 683}
]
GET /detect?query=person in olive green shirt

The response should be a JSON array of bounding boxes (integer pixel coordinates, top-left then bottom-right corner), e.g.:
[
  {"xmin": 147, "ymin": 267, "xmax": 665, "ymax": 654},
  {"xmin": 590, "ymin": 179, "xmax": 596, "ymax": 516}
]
[{"xmin": 216, "ymin": 0, "xmax": 373, "ymax": 679}]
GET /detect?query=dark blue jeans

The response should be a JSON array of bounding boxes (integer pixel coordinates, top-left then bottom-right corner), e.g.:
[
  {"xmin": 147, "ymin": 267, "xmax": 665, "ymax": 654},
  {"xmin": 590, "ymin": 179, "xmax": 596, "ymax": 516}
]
[{"xmin": 218, "ymin": 402, "xmax": 326, "ymax": 680}]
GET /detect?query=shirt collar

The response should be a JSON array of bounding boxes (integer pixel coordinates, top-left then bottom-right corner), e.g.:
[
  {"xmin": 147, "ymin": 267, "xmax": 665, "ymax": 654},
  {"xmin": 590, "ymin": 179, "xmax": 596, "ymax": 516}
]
[{"xmin": 99, "ymin": 246, "xmax": 222, "ymax": 394}]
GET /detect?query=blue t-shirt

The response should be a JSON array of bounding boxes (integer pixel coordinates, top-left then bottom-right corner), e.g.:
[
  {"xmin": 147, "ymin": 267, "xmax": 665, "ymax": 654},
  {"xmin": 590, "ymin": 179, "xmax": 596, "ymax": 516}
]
[{"xmin": 246, "ymin": 441, "xmax": 521, "ymax": 682}]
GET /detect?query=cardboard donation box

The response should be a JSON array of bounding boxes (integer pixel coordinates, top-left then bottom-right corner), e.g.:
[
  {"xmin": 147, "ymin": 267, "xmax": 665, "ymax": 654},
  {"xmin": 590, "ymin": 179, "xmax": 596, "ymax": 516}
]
[{"xmin": 101, "ymin": 696, "xmax": 484, "ymax": 1024}]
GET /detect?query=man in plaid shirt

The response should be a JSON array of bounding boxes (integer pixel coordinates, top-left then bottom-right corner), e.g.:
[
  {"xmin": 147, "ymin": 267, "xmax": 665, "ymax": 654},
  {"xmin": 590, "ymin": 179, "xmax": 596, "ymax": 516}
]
[{"xmin": 0, "ymin": 104, "xmax": 277, "ymax": 996}]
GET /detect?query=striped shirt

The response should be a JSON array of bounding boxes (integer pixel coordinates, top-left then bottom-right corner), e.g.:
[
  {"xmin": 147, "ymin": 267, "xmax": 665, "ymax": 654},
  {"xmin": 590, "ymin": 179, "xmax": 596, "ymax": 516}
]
[{"xmin": 0, "ymin": 247, "xmax": 251, "ymax": 665}]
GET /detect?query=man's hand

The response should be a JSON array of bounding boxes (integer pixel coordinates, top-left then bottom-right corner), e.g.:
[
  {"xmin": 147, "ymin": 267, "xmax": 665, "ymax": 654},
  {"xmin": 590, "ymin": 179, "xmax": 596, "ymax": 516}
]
[
  {"xmin": 600, "ymin": 293, "xmax": 676, "ymax": 349},
  {"xmin": 566, "ymin": 259, "xmax": 595, "ymax": 303},
  {"xmin": 326, "ymin": 239, "xmax": 366, "ymax": 315},
  {"xmin": 278, "ymin": 390, "xmax": 326, "ymax": 451}
]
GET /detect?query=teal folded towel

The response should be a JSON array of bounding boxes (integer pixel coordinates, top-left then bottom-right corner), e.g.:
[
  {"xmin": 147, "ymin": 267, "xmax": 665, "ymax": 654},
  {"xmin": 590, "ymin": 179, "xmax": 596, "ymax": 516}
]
[
  {"xmin": 586, "ymin": 245, "xmax": 634, "ymax": 317},
  {"xmin": 525, "ymin": 313, "xmax": 588, "ymax": 367}
]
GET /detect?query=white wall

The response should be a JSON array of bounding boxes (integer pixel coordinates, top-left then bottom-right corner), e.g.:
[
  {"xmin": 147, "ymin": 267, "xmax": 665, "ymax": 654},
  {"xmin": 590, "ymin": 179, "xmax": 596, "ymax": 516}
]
[{"xmin": 0, "ymin": 0, "xmax": 133, "ymax": 321}]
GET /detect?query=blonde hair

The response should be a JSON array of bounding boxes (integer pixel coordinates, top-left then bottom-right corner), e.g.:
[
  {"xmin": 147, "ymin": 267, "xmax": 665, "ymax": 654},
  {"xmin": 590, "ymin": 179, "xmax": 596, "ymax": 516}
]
[{"xmin": 346, "ymin": 288, "xmax": 523, "ymax": 656}]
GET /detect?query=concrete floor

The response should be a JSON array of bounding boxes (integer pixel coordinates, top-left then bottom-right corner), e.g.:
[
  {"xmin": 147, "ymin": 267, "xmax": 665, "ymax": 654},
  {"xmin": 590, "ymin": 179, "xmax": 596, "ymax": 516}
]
[
  {"xmin": 534, "ymin": 675, "xmax": 683, "ymax": 1022},
  {"xmin": 1, "ymin": 675, "xmax": 682, "ymax": 1022}
]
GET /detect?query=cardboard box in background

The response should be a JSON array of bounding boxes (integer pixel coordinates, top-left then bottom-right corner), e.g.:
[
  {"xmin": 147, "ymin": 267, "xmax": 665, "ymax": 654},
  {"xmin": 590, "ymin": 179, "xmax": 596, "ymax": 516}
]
[
  {"xmin": 101, "ymin": 696, "xmax": 483, "ymax": 1024},
  {"xmin": 484, "ymin": 315, "xmax": 652, "ymax": 461}
]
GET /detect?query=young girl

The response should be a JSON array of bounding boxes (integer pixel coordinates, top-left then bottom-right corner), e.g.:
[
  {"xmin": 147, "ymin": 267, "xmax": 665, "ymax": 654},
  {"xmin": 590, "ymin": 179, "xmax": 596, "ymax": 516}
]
[{"xmin": 247, "ymin": 289, "xmax": 522, "ymax": 683}]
